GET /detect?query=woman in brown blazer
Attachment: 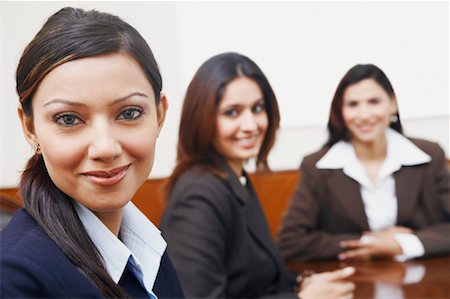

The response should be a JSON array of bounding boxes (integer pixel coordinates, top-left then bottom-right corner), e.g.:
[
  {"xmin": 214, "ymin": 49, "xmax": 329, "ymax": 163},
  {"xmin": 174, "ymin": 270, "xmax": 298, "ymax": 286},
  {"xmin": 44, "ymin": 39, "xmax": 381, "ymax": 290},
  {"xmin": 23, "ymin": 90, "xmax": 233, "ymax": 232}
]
[
  {"xmin": 277, "ymin": 64, "xmax": 450, "ymax": 262},
  {"xmin": 161, "ymin": 52, "xmax": 355, "ymax": 299}
]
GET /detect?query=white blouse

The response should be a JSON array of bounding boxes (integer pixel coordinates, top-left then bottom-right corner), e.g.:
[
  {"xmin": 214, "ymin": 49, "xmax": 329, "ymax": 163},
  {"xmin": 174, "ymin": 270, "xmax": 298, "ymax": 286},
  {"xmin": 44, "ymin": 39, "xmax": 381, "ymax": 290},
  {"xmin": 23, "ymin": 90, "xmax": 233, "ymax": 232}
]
[{"xmin": 74, "ymin": 201, "xmax": 166, "ymax": 298}]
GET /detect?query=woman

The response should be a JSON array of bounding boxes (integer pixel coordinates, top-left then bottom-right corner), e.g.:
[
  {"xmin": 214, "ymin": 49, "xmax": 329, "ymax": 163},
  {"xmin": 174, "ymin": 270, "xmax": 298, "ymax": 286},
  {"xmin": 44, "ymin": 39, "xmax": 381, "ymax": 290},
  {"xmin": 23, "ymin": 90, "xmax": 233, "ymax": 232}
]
[
  {"xmin": 0, "ymin": 7, "xmax": 184, "ymax": 298},
  {"xmin": 161, "ymin": 52, "xmax": 355, "ymax": 299},
  {"xmin": 277, "ymin": 64, "xmax": 450, "ymax": 262}
]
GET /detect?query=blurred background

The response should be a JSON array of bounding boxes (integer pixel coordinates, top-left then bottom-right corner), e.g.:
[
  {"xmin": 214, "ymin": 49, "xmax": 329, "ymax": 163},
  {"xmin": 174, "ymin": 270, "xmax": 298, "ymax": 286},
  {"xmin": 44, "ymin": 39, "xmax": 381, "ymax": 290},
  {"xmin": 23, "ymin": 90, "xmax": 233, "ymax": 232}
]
[{"xmin": 1, "ymin": 1, "xmax": 448, "ymax": 188}]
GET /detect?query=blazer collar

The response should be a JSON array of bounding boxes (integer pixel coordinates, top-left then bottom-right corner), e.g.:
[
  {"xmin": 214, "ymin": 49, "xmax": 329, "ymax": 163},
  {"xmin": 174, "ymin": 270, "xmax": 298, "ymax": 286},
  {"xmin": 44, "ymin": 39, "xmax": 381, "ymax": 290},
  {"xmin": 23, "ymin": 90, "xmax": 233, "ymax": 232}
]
[
  {"xmin": 74, "ymin": 201, "xmax": 166, "ymax": 292},
  {"xmin": 316, "ymin": 128, "xmax": 431, "ymax": 189},
  {"xmin": 217, "ymin": 158, "xmax": 252, "ymax": 205}
]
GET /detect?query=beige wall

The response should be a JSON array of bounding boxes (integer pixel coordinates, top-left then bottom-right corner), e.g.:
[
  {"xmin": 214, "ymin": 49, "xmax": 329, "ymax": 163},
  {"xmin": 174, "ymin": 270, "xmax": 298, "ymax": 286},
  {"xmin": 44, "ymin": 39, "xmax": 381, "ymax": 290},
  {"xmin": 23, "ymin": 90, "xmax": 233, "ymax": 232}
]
[{"xmin": 1, "ymin": 1, "xmax": 448, "ymax": 187}]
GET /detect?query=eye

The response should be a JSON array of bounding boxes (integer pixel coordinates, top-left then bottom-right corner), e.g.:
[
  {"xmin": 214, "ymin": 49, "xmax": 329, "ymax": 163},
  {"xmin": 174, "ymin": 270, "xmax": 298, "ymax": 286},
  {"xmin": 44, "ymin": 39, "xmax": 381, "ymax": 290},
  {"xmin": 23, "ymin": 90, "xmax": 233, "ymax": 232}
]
[
  {"xmin": 116, "ymin": 107, "xmax": 143, "ymax": 121},
  {"xmin": 222, "ymin": 108, "xmax": 240, "ymax": 118},
  {"xmin": 252, "ymin": 102, "xmax": 265, "ymax": 113},
  {"xmin": 54, "ymin": 113, "xmax": 82, "ymax": 127},
  {"xmin": 368, "ymin": 98, "xmax": 381, "ymax": 105},
  {"xmin": 345, "ymin": 100, "xmax": 358, "ymax": 108}
]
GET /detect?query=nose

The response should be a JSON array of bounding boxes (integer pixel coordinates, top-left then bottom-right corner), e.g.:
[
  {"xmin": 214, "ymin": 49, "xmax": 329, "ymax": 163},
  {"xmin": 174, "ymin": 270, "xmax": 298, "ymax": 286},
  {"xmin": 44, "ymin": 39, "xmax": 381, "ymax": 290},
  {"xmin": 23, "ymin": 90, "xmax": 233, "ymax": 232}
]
[
  {"xmin": 88, "ymin": 122, "xmax": 122, "ymax": 163},
  {"xmin": 240, "ymin": 109, "xmax": 258, "ymax": 131},
  {"xmin": 357, "ymin": 103, "xmax": 371, "ymax": 120}
]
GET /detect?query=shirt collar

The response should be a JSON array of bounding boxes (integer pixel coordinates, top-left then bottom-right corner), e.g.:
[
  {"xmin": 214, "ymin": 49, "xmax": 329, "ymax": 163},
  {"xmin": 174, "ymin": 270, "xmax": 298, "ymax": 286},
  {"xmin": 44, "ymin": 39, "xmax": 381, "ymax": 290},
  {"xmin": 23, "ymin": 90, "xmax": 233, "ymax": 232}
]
[
  {"xmin": 316, "ymin": 128, "xmax": 431, "ymax": 187},
  {"xmin": 74, "ymin": 201, "xmax": 166, "ymax": 290}
]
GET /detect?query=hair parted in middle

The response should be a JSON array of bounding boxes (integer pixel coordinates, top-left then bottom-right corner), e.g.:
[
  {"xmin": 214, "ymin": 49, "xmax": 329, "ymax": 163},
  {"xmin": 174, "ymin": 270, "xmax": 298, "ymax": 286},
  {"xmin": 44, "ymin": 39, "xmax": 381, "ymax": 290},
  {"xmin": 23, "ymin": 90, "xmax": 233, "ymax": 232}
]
[
  {"xmin": 325, "ymin": 63, "xmax": 403, "ymax": 147},
  {"xmin": 168, "ymin": 52, "xmax": 280, "ymax": 191}
]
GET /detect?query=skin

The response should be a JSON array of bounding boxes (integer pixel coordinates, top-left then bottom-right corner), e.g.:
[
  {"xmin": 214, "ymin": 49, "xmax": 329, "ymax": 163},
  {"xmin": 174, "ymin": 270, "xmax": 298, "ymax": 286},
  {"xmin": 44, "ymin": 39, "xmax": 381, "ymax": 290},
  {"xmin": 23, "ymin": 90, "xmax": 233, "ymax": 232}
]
[
  {"xmin": 341, "ymin": 78, "xmax": 396, "ymax": 185},
  {"xmin": 338, "ymin": 78, "xmax": 407, "ymax": 261},
  {"xmin": 19, "ymin": 53, "xmax": 167, "ymax": 236},
  {"xmin": 213, "ymin": 76, "xmax": 355, "ymax": 298},
  {"xmin": 213, "ymin": 76, "xmax": 268, "ymax": 176},
  {"xmin": 299, "ymin": 267, "xmax": 356, "ymax": 299}
]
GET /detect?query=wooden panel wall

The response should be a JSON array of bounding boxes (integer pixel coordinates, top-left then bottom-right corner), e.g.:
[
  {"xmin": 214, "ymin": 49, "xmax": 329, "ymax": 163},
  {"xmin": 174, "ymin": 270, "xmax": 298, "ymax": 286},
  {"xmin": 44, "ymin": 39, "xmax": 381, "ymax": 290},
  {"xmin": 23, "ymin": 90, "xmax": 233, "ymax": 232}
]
[{"xmin": 3, "ymin": 159, "xmax": 449, "ymax": 236}]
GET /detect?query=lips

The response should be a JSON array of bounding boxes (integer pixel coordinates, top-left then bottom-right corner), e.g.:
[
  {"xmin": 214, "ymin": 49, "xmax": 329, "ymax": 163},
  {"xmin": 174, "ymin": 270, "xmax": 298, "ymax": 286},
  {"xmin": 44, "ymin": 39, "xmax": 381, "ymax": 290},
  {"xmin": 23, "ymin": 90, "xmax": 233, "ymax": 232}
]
[
  {"xmin": 236, "ymin": 135, "xmax": 260, "ymax": 148},
  {"xmin": 82, "ymin": 164, "xmax": 130, "ymax": 186}
]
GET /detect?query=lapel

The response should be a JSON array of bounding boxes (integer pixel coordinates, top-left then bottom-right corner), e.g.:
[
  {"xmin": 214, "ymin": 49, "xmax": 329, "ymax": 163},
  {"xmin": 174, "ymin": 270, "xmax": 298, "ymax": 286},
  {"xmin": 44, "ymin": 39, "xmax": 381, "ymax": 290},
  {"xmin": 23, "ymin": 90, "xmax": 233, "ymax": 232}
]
[
  {"xmin": 394, "ymin": 165, "xmax": 424, "ymax": 225},
  {"xmin": 326, "ymin": 170, "xmax": 370, "ymax": 231},
  {"xmin": 218, "ymin": 158, "xmax": 252, "ymax": 205},
  {"xmin": 218, "ymin": 160, "xmax": 283, "ymax": 266}
]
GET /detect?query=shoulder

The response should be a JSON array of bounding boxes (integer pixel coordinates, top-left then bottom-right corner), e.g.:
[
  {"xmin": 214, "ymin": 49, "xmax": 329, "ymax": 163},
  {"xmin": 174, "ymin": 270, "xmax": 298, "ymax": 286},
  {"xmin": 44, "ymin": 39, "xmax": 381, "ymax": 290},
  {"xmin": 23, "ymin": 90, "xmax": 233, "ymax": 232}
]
[
  {"xmin": 300, "ymin": 147, "xmax": 330, "ymax": 173},
  {"xmin": 1, "ymin": 209, "xmax": 50, "ymax": 256},
  {"xmin": 408, "ymin": 137, "xmax": 446, "ymax": 159},
  {"xmin": 163, "ymin": 166, "xmax": 236, "ymax": 225},
  {"xmin": 1, "ymin": 209, "xmax": 100, "ymax": 297},
  {"xmin": 169, "ymin": 166, "xmax": 230, "ymax": 202}
]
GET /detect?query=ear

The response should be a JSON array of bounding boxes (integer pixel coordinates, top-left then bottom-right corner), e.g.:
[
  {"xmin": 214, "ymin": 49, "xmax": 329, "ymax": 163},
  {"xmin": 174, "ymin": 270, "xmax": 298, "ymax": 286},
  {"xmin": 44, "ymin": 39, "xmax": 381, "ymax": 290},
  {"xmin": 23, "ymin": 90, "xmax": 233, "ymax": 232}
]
[
  {"xmin": 390, "ymin": 96, "xmax": 398, "ymax": 115},
  {"xmin": 18, "ymin": 105, "xmax": 37, "ymax": 147},
  {"xmin": 156, "ymin": 92, "xmax": 168, "ymax": 136}
]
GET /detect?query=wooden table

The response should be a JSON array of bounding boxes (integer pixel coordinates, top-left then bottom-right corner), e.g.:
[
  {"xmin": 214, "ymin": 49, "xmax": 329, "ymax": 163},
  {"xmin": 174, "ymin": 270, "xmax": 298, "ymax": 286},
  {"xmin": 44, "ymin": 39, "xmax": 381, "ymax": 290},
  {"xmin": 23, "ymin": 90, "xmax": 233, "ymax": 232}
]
[{"xmin": 287, "ymin": 255, "xmax": 450, "ymax": 299}]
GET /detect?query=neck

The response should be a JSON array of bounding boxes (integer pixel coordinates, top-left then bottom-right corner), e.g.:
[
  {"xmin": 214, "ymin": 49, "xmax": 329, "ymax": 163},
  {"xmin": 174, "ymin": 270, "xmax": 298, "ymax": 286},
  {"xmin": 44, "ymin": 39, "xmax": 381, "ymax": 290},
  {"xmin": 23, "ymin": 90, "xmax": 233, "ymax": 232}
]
[
  {"xmin": 94, "ymin": 209, "xmax": 123, "ymax": 237},
  {"xmin": 352, "ymin": 135, "xmax": 387, "ymax": 162},
  {"xmin": 227, "ymin": 159, "xmax": 243, "ymax": 177}
]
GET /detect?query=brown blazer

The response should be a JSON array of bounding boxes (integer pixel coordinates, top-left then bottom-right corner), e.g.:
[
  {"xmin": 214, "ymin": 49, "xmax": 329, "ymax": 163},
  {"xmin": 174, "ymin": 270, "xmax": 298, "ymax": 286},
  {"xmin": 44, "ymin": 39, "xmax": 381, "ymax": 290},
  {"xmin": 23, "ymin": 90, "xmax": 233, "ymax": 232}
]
[{"xmin": 277, "ymin": 138, "xmax": 450, "ymax": 262}]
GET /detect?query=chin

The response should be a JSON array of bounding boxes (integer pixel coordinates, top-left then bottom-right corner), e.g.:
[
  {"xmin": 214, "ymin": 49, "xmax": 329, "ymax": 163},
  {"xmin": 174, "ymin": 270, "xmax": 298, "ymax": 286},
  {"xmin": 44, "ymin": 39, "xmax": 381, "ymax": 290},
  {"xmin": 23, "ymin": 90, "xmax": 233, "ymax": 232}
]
[{"xmin": 238, "ymin": 151, "xmax": 259, "ymax": 161}]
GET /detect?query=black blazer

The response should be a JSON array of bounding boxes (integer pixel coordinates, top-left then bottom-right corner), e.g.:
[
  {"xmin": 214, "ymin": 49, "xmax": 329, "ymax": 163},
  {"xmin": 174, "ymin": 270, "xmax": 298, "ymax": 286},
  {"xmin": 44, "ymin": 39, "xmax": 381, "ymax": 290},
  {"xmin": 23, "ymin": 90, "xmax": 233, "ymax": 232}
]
[
  {"xmin": 277, "ymin": 138, "xmax": 450, "ymax": 262},
  {"xmin": 0, "ymin": 209, "xmax": 184, "ymax": 298},
  {"xmin": 161, "ymin": 160, "xmax": 296, "ymax": 299}
]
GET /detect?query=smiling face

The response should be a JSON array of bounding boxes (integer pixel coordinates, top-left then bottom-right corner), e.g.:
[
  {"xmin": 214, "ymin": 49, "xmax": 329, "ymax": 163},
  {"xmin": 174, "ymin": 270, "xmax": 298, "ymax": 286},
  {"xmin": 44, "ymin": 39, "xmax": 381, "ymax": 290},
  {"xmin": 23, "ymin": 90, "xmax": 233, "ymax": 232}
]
[
  {"xmin": 213, "ymin": 77, "xmax": 268, "ymax": 174},
  {"xmin": 20, "ymin": 53, "xmax": 166, "ymax": 221},
  {"xmin": 342, "ymin": 78, "xmax": 396, "ymax": 146}
]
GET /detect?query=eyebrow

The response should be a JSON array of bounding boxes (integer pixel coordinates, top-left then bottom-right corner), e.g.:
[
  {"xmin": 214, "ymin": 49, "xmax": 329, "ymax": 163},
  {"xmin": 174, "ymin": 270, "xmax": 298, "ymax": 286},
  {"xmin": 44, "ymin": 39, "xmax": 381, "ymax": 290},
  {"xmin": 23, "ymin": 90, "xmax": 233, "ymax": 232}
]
[
  {"xmin": 42, "ymin": 92, "xmax": 150, "ymax": 108},
  {"xmin": 220, "ymin": 97, "xmax": 264, "ymax": 108}
]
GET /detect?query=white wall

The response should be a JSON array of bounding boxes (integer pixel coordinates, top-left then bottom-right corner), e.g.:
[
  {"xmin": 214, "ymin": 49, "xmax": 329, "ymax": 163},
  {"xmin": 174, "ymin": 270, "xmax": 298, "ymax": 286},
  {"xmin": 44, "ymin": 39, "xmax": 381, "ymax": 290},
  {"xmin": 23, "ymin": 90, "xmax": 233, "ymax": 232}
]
[{"xmin": 1, "ymin": 1, "xmax": 448, "ymax": 188}]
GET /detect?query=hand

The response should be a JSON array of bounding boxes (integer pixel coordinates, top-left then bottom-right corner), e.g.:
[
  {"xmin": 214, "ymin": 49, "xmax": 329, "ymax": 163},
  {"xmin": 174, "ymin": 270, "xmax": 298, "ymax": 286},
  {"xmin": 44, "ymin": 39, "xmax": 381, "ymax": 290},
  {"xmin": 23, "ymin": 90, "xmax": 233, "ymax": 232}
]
[
  {"xmin": 298, "ymin": 267, "xmax": 355, "ymax": 299},
  {"xmin": 339, "ymin": 232, "xmax": 404, "ymax": 261}
]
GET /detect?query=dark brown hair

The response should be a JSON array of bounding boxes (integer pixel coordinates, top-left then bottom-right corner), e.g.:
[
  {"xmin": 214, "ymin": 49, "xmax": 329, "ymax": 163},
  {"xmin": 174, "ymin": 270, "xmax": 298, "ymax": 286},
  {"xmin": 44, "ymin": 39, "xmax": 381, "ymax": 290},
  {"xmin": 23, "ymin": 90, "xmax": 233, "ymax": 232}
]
[
  {"xmin": 17, "ymin": 7, "xmax": 162, "ymax": 298},
  {"xmin": 166, "ymin": 52, "xmax": 280, "ymax": 193},
  {"xmin": 326, "ymin": 63, "xmax": 403, "ymax": 147}
]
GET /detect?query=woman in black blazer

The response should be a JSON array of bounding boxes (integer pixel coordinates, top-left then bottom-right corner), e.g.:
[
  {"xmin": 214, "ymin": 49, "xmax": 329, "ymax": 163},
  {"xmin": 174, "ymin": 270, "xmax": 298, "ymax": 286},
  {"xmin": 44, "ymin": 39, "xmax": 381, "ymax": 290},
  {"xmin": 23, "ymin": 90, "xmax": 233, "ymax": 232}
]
[
  {"xmin": 161, "ymin": 52, "xmax": 355, "ymax": 299},
  {"xmin": 277, "ymin": 64, "xmax": 450, "ymax": 262},
  {"xmin": 1, "ymin": 7, "xmax": 183, "ymax": 298}
]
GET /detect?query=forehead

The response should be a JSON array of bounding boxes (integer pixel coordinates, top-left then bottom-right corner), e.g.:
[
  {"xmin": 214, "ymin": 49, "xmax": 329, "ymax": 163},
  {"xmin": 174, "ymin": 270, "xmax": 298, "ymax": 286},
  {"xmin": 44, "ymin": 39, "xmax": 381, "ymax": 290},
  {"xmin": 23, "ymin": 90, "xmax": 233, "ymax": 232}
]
[
  {"xmin": 220, "ymin": 77, "xmax": 263, "ymax": 106},
  {"xmin": 33, "ymin": 52, "xmax": 155, "ymax": 106},
  {"xmin": 343, "ymin": 78, "xmax": 389, "ymax": 101}
]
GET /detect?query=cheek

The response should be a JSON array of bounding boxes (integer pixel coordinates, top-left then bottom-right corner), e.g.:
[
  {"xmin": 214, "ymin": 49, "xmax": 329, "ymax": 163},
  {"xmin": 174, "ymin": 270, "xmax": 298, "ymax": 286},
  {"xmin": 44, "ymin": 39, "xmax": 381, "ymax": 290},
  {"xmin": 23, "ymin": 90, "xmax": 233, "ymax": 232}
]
[
  {"xmin": 378, "ymin": 106, "xmax": 393, "ymax": 120},
  {"xmin": 341, "ymin": 108, "xmax": 356, "ymax": 128},
  {"xmin": 124, "ymin": 128, "xmax": 158, "ymax": 162},
  {"xmin": 341, "ymin": 108, "xmax": 351, "ymax": 123},
  {"xmin": 215, "ymin": 118, "xmax": 237, "ymax": 141},
  {"xmin": 39, "ymin": 135, "xmax": 85, "ymax": 176},
  {"xmin": 258, "ymin": 113, "xmax": 269, "ymax": 133}
]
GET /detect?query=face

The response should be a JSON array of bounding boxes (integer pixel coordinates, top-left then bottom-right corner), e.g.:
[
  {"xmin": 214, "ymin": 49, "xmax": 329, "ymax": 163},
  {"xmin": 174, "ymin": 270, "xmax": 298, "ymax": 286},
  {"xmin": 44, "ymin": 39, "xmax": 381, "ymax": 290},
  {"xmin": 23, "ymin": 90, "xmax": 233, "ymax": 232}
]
[
  {"xmin": 342, "ymin": 78, "xmax": 396, "ymax": 145},
  {"xmin": 213, "ymin": 77, "xmax": 268, "ymax": 173},
  {"xmin": 20, "ymin": 53, "xmax": 167, "ymax": 218}
]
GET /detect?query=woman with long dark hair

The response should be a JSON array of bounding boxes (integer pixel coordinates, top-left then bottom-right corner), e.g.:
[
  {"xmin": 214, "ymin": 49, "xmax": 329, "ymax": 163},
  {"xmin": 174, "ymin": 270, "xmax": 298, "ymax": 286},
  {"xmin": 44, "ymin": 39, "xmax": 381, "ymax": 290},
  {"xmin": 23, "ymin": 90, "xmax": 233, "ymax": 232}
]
[
  {"xmin": 161, "ymin": 52, "xmax": 355, "ymax": 299},
  {"xmin": 278, "ymin": 64, "xmax": 450, "ymax": 262},
  {"xmin": 0, "ymin": 7, "xmax": 183, "ymax": 298}
]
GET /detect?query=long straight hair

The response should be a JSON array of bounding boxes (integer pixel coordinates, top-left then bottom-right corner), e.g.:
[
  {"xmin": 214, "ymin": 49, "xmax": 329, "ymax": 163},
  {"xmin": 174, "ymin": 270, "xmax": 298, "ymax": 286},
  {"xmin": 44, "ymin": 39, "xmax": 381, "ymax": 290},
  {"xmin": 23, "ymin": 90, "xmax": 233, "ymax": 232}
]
[
  {"xmin": 166, "ymin": 52, "xmax": 280, "ymax": 194},
  {"xmin": 17, "ymin": 7, "xmax": 162, "ymax": 297},
  {"xmin": 326, "ymin": 64, "xmax": 403, "ymax": 147}
]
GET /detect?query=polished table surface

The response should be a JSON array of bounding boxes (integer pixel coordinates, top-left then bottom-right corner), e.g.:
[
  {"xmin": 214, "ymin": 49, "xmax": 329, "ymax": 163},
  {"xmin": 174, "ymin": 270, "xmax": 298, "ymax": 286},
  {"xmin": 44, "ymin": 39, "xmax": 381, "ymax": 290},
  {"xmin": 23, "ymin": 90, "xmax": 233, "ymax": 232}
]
[{"xmin": 287, "ymin": 255, "xmax": 450, "ymax": 299}]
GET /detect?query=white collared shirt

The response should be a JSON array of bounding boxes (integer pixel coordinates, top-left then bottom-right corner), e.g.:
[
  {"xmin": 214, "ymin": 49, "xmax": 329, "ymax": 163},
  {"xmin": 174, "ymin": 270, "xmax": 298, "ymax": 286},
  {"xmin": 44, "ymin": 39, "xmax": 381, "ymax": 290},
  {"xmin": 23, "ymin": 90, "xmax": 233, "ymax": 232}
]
[
  {"xmin": 316, "ymin": 128, "xmax": 431, "ymax": 261},
  {"xmin": 74, "ymin": 201, "xmax": 166, "ymax": 298}
]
